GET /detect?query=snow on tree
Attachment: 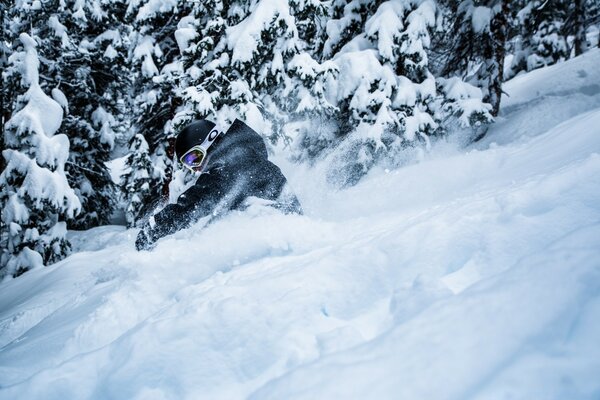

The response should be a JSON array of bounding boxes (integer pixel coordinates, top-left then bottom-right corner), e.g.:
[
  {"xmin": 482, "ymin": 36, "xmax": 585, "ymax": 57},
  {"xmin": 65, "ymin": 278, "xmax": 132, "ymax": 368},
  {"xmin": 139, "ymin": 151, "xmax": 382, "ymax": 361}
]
[
  {"xmin": 173, "ymin": 0, "xmax": 335, "ymax": 143},
  {"xmin": 4, "ymin": 0, "xmax": 130, "ymax": 230},
  {"xmin": 1, "ymin": 1, "xmax": 12, "ymax": 175},
  {"xmin": 1, "ymin": 33, "xmax": 80, "ymax": 278},
  {"xmin": 440, "ymin": 0, "xmax": 512, "ymax": 117},
  {"xmin": 505, "ymin": 0, "xmax": 597, "ymax": 78},
  {"xmin": 569, "ymin": 0, "xmax": 588, "ymax": 56},
  {"xmin": 507, "ymin": 0, "xmax": 569, "ymax": 78},
  {"xmin": 315, "ymin": 0, "xmax": 493, "ymax": 186},
  {"xmin": 120, "ymin": 133, "xmax": 155, "ymax": 227},
  {"xmin": 122, "ymin": 0, "xmax": 191, "ymax": 226},
  {"xmin": 51, "ymin": 1, "xmax": 129, "ymax": 229}
]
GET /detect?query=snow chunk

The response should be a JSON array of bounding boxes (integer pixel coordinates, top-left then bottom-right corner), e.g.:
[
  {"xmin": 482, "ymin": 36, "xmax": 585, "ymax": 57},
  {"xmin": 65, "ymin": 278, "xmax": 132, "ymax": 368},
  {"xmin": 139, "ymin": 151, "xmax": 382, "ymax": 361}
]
[
  {"xmin": 95, "ymin": 29, "xmax": 123, "ymax": 46},
  {"xmin": 3, "ymin": 194, "xmax": 30, "ymax": 225},
  {"xmin": 405, "ymin": 108, "xmax": 436, "ymax": 142},
  {"xmin": 175, "ymin": 15, "xmax": 198, "ymax": 54},
  {"xmin": 136, "ymin": 0, "xmax": 178, "ymax": 21},
  {"xmin": 133, "ymin": 36, "xmax": 159, "ymax": 77},
  {"xmin": 7, "ymin": 36, "xmax": 63, "ymax": 138},
  {"xmin": 52, "ymin": 88, "xmax": 69, "ymax": 112},
  {"xmin": 226, "ymin": 0, "xmax": 297, "ymax": 64},
  {"xmin": 7, "ymin": 247, "xmax": 44, "ymax": 276},
  {"xmin": 104, "ymin": 45, "xmax": 118, "ymax": 59},
  {"xmin": 92, "ymin": 107, "xmax": 116, "ymax": 148},
  {"xmin": 183, "ymin": 86, "xmax": 215, "ymax": 116},
  {"xmin": 72, "ymin": 0, "xmax": 87, "ymax": 21},
  {"xmin": 365, "ymin": 1, "xmax": 406, "ymax": 62},
  {"xmin": 48, "ymin": 15, "xmax": 69, "ymax": 48},
  {"xmin": 472, "ymin": 6, "xmax": 491, "ymax": 33},
  {"xmin": 2, "ymin": 150, "xmax": 80, "ymax": 216},
  {"xmin": 330, "ymin": 50, "xmax": 396, "ymax": 102},
  {"xmin": 441, "ymin": 77, "xmax": 484, "ymax": 101},
  {"xmin": 7, "ymin": 85, "xmax": 63, "ymax": 140},
  {"xmin": 14, "ymin": 33, "xmax": 39, "ymax": 86}
]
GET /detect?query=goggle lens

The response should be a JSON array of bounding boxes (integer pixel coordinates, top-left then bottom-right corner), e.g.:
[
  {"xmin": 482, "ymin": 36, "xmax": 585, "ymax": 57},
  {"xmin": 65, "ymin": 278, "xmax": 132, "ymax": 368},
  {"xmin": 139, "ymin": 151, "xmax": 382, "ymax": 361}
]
[{"xmin": 181, "ymin": 147, "xmax": 205, "ymax": 169}]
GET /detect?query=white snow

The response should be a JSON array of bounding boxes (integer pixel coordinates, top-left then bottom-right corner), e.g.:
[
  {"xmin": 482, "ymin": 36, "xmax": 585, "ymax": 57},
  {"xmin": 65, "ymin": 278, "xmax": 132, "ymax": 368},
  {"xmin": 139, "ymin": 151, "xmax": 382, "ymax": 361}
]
[
  {"xmin": 51, "ymin": 88, "xmax": 69, "ymax": 112},
  {"xmin": 226, "ymin": 0, "xmax": 297, "ymax": 64},
  {"xmin": 91, "ymin": 106, "xmax": 116, "ymax": 148},
  {"xmin": 48, "ymin": 16, "xmax": 69, "ymax": 48},
  {"xmin": 471, "ymin": 6, "xmax": 491, "ymax": 33},
  {"xmin": 133, "ymin": 35, "xmax": 160, "ymax": 77},
  {"xmin": 174, "ymin": 16, "xmax": 197, "ymax": 54},
  {"xmin": 478, "ymin": 48, "xmax": 600, "ymax": 147},
  {"xmin": 1, "ymin": 51, "xmax": 600, "ymax": 399},
  {"xmin": 135, "ymin": 0, "xmax": 178, "ymax": 21}
]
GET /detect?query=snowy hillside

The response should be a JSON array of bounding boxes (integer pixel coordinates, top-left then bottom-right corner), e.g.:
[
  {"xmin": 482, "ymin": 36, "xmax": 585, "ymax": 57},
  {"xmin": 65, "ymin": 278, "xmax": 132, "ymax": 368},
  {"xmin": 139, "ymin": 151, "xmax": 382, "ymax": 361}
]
[{"xmin": 1, "ymin": 51, "xmax": 600, "ymax": 399}]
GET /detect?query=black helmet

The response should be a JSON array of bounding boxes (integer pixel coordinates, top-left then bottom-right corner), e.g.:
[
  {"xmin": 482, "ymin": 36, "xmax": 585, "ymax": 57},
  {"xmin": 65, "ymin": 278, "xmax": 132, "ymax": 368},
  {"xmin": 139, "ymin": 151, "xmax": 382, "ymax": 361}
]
[
  {"xmin": 175, "ymin": 120, "xmax": 217, "ymax": 159},
  {"xmin": 175, "ymin": 120, "xmax": 224, "ymax": 170}
]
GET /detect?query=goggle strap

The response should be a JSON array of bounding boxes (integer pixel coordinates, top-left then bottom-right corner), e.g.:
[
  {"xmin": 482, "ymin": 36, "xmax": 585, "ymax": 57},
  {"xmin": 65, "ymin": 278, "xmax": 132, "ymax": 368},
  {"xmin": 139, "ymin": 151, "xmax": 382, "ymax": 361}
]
[{"xmin": 199, "ymin": 125, "xmax": 224, "ymax": 150}]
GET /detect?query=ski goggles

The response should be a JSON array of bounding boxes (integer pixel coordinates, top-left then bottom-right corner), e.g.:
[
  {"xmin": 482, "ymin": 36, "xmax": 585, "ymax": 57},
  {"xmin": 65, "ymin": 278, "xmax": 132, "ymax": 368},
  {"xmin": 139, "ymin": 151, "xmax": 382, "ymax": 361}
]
[{"xmin": 180, "ymin": 145, "xmax": 207, "ymax": 171}]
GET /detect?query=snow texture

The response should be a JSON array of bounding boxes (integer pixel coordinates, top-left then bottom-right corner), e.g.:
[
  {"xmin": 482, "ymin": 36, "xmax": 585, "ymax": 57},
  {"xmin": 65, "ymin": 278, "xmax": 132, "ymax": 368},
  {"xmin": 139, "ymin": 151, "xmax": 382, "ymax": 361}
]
[
  {"xmin": 471, "ymin": 6, "xmax": 492, "ymax": 33},
  {"xmin": 226, "ymin": 0, "xmax": 296, "ymax": 64},
  {"xmin": 1, "ymin": 51, "xmax": 600, "ymax": 400},
  {"xmin": 175, "ymin": 16, "xmax": 197, "ymax": 54}
]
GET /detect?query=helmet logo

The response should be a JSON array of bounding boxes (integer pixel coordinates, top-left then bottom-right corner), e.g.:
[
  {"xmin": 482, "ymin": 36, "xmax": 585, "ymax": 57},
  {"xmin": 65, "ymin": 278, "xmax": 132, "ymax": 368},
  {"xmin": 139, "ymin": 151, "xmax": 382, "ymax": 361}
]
[{"xmin": 208, "ymin": 129, "xmax": 220, "ymax": 141}]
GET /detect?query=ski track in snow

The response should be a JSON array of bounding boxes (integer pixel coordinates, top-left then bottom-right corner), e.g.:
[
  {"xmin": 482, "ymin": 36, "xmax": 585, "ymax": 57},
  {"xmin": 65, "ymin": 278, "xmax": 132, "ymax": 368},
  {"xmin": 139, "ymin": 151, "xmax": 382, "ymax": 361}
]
[{"xmin": 1, "ymin": 51, "xmax": 600, "ymax": 399}]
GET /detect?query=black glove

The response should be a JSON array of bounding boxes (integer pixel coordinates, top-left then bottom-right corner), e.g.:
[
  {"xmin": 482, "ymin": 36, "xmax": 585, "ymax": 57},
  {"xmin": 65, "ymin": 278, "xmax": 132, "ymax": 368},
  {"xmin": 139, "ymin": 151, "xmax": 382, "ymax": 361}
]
[{"xmin": 135, "ymin": 223, "xmax": 156, "ymax": 251}]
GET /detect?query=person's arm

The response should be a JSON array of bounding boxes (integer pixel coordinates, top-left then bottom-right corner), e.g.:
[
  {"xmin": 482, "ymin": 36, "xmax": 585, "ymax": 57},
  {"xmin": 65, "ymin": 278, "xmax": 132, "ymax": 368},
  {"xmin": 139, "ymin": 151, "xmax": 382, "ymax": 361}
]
[{"xmin": 135, "ymin": 165, "xmax": 241, "ymax": 250}]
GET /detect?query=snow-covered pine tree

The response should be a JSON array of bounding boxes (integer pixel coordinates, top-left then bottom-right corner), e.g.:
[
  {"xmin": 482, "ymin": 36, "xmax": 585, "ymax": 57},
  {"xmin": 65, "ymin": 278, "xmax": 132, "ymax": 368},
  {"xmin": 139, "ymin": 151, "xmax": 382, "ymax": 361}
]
[
  {"xmin": 566, "ymin": 0, "xmax": 589, "ymax": 56},
  {"xmin": 171, "ymin": 0, "xmax": 230, "ymax": 125},
  {"xmin": 315, "ymin": 0, "xmax": 493, "ymax": 185},
  {"xmin": 507, "ymin": 0, "xmax": 569, "ymax": 78},
  {"xmin": 121, "ymin": 133, "xmax": 154, "ymax": 227},
  {"xmin": 4, "ymin": 0, "xmax": 130, "ymax": 230},
  {"xmin": 507, "ymin": 0, "xmax": 598, "ymax": 77},
  {"xmin": 45, "ymin": 0, "xmax": 129, "ymax": 229},
  {"xmin": 592, "ymin": 0, "xmax": 600, "ymax": 48},
  {"xmin": 0, "ymin": 33, "xmax": 80, "ymax": 277},
  {"xmin": 176, "ymin": 0, "xmax": 335, "ymax": 144},
  {"xmin": 122, "ymin": 0, "xmax": 190, "ymax": 226},
  {"xmin": 440, "ymin": 0, "xmax": 513, "ymax": 117},
  {"xmin": 322, "ymin": 0, "xmax": 380, "ymax": 59},
  {"xmin": 1, "ymin": 0, "xmax": 11, "ymax": 175}
]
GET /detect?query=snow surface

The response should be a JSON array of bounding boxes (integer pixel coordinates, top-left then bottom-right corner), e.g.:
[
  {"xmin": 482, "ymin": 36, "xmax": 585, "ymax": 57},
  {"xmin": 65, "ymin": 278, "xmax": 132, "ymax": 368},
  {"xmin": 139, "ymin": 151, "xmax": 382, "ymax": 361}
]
[{"xmin": 1, "ymin": 51, "xmax": 600, "ymax": 399}]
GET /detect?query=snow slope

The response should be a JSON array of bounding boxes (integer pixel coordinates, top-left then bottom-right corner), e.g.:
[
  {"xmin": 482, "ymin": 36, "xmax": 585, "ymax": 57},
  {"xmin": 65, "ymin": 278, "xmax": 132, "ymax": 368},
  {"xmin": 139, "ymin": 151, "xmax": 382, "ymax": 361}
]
[{"xmin": 1, "ymin": 51, "xmax": 600, "ymax": 399}]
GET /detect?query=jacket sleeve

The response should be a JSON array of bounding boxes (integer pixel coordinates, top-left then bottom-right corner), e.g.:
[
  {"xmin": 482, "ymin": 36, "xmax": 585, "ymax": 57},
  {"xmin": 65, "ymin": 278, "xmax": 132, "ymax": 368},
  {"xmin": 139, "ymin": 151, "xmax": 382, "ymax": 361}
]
[{"xmin": 135, "ymin": 164, "xmax": 245, "ymax": 250}]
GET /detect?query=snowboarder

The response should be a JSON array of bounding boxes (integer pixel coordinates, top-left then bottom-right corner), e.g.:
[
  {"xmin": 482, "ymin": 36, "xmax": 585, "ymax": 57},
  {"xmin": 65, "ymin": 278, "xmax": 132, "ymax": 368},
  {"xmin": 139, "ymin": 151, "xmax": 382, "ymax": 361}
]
[{"xmin": 135, "ymin": 119, "xmax": 302, "ymax": 251}]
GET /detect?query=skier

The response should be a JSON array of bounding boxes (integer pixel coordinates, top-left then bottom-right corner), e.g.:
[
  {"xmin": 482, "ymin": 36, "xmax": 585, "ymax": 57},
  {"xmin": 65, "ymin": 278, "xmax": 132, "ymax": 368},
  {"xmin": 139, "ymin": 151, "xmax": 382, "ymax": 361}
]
[{"xmin": 135, "ymin": 119, "xmax": 301, "ymax": 251}]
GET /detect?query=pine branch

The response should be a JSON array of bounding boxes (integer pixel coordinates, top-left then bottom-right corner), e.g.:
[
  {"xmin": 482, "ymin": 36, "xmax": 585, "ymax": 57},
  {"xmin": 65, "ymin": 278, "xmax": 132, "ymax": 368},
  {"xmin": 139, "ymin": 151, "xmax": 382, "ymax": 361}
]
[{"xmin": 65, "ymin": 161, "xmax": 107, "ymax": 178}]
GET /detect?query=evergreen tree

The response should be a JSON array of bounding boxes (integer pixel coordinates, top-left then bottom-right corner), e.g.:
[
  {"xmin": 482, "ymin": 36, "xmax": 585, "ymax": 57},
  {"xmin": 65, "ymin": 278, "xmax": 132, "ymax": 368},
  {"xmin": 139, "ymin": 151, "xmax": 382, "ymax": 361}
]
[
  {"xmin": 1, "ymin": 0, "xmax": 11, "ymax": 174},
  {"xmin": 507, "ymin": 0, "xmax": 599, "ymax": 78},
  {"xmin": 176, "ymin": 0, "xmax": 333, "ymax": 134},
  {"xmin": 121, "ymin": 0, "xmax": 190, "ymax": 226},
  {"xmin": 5, "ymin": 0, "xmax": 129, "ymax": 230},
  {"xmin": 50, "ymin": 0, "xmax": 129, "ymax": 229},
  {"xmin": 440, "ymin": 0, "xmax": 513, "ymax": 117},
  {"xmin": 317, "ymin": 0, "xmax": 493, "ymax": 185},
  {"xmin": 507, "ymin": 0, "xmax": 569, "ymax": 78},
  {"xmin": 566, "ymin": 0, "xmax": 590, "ymax": 56},
  {"xmin": 1, "ymin": 33, "xmax": 80, "ymax": 277},
  {"xmin": 121, "ymin": 134, "xmax": 154, "ymax": 227}
]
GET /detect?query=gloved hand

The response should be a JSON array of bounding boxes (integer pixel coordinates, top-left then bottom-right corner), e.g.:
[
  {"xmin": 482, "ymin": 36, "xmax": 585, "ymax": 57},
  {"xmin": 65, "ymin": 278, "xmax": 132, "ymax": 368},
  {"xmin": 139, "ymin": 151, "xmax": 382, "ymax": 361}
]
[{"xmin": 135, "ymin": 218, "xmax": 157, "ymax": 251}]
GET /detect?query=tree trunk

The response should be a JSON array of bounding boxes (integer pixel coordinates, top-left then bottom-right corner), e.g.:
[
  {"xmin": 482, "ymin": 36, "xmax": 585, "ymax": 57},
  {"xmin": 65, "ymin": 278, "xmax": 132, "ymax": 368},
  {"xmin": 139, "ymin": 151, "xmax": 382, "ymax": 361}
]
[
  {"xmin": 488, "ymin": 0, "xmax": 510, "ymax": 117},
  {"xmin": 0, "ymin": 2, "xmax": 7, "ymax": 174},
  {"xmin": 573, "ymin": 0, "xmax": 587, "ymax": 56},
  {"xmin": 161, "ymin": 136, "xmax": 176, "ymax": 200}
]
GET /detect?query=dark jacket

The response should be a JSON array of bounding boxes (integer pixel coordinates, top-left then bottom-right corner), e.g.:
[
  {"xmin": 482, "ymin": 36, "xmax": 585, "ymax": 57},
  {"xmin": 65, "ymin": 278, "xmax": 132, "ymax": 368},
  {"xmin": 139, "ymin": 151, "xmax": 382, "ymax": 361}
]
[{"xmin": 135, "ymin": 119, "xmax": 301, "ymax": 251}]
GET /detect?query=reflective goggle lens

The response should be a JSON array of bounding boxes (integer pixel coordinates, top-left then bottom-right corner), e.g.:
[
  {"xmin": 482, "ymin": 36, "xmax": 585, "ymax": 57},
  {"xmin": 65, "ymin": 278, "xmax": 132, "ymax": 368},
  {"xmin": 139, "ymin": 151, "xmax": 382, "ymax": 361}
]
[{"xmin": 181, "ymin": 147, "xmax": 205, "ymax": 168}]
